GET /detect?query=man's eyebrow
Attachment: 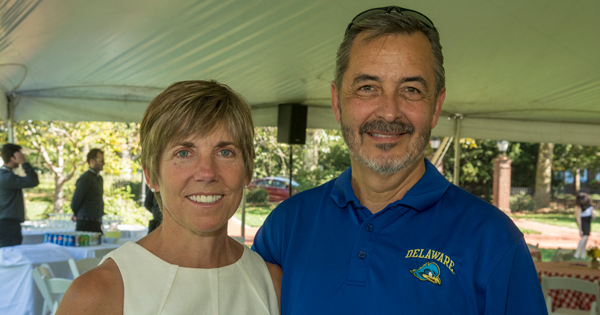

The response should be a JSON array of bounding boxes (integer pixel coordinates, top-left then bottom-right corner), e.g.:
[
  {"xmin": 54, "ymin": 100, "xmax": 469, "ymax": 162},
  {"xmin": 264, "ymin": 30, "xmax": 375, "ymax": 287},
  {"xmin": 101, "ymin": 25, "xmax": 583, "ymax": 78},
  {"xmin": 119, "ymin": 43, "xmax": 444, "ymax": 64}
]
[
  {"xmin": 352, "ymin": 74, "xmax": 381, "ymax": 85},
  {"xmin": 401, "ymin": 76, "xmax": 428, "ymax": 89}
]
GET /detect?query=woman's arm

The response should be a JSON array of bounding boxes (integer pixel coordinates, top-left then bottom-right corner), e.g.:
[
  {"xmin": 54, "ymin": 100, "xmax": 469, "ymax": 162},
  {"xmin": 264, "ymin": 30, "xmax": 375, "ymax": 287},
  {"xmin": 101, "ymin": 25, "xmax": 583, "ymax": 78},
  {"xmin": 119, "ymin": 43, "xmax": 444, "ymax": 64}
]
[
  {"xmin": 266, "ymin": 262, "xmax": 282, "ymax": 312},
  {"xmin": 55, "ymin": 259, "xmax": 124, "ymax": 315}
]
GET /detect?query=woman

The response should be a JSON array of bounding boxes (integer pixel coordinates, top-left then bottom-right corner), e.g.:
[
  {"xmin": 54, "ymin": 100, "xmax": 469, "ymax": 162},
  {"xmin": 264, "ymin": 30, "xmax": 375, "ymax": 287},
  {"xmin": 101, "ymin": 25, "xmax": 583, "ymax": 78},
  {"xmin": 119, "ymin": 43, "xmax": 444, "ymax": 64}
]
[
  {"xmin": 57, "ymin": 80, "xmax": 281, "ymax": 314},
  {"xmin": 574, "ymin": 192, "xmax": 594, "ymax": 259}
]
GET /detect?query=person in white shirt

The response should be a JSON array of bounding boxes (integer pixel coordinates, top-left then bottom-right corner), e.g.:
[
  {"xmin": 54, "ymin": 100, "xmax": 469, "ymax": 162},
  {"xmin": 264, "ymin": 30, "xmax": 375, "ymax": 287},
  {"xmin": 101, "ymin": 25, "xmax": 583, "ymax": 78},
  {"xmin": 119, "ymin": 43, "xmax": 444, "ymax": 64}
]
[{"xmin": 575, "ymin": 192, "xmax": 595, "ymax": 259}]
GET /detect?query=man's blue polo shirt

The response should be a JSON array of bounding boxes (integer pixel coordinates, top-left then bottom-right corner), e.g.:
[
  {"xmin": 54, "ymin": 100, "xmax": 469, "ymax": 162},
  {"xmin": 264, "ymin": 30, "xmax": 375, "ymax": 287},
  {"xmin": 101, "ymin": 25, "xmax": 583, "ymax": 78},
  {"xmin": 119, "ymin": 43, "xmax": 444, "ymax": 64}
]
[{"xmin": 252, "ymin": 160, "xmax": 547, "ymax": 314}]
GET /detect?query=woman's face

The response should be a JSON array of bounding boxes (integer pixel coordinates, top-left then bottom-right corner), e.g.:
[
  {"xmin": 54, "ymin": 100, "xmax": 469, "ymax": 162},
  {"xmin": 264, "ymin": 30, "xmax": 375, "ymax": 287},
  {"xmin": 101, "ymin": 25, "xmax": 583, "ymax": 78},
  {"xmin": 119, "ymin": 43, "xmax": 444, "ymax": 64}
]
[{"xmin": 155, "ymin": 122, "xmax": 248, "ymax": 236}]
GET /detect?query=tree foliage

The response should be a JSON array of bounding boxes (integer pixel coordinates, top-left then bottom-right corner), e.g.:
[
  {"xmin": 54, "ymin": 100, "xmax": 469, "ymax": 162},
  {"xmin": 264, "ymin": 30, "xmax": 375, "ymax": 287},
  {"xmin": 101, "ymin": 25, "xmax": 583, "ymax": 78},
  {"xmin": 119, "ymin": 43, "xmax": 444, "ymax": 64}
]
[
  {"xmin": 4, "ymin": 120, "xmax": 141, "ymax": 213},
  {"xmin": 553, "ymin": 144, "xmax": 600, "ymax": 172},
  {"xmin": 253, "ymin": 127, "xmax": 350, "ymax": 192},
  {"xmin": 443, "ymin": 139, "xmax": 539, "ymax": 202}
]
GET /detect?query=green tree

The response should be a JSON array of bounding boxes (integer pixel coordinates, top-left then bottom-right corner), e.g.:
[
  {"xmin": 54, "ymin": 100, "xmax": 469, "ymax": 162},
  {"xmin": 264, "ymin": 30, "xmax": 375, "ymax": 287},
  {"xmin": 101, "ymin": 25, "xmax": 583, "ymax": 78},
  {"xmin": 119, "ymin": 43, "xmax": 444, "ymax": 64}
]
[
  {"xmin": 253, "ymin": 127, "xmax": 350, "ymax": 192},
  {"xmin": 510, "ymin": 142, "xmax": 539, "ymax": 188},
  {"xmin": 553, "ymin": 144, "xmax": 600, "ymax": 192},
  {"xmin": 444, "ymin": 139, "xmax": 513, "ymax": 202},
  {"xmin": 18, "ymin": 121, "xmax": 84, "ymax": 212},
  {"xmin": 13, "ymin": 121, "xmax": 142, "ymax": 213}
]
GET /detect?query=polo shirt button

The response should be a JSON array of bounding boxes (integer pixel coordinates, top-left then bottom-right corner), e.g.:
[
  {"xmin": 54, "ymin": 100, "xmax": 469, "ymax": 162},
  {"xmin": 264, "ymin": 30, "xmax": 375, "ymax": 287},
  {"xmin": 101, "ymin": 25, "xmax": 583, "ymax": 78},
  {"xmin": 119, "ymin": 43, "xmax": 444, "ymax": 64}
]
[
  {"xmin": 366, "ymin": 224, "xmax": 374, "ymax": 232},
  {"xmin": 358, "ymin": 250, "xmax": 367, "ymax": 259}
]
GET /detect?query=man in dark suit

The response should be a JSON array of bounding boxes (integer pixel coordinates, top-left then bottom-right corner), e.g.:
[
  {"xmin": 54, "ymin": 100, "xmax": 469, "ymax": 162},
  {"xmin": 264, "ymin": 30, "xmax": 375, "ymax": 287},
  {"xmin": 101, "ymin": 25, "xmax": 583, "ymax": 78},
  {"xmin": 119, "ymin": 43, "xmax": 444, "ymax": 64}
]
[
  {"xmin": 71, "ymin": 148, "xmax": 105, "ymax": 232},
  {"xmin": 0, "ymin": 143, "xmax": 39, "ymax": 247}
]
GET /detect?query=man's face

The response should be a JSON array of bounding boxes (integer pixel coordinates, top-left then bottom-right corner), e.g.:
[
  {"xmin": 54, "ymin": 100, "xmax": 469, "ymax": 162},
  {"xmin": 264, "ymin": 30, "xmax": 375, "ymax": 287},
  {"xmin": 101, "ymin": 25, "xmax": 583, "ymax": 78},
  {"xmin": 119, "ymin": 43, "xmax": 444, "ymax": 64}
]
[
  {"xmin": 90, "ymin": 153, "xmax": 105, "ymax": 172},
  {"xmin": 331, "ymin": 32, "xmax": 445, "ymax": 175},
  {"xmin": 11, "ymin": 151, "xmax": 26, "ymax": 165}
]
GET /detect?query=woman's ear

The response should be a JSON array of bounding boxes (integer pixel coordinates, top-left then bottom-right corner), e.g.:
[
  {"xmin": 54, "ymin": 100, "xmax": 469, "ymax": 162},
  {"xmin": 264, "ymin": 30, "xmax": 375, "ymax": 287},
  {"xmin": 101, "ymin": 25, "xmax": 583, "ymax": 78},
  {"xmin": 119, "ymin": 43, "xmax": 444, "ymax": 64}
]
[{"xmin": 143, "ymin": 167, "xmax": 159, "ymax": 192}]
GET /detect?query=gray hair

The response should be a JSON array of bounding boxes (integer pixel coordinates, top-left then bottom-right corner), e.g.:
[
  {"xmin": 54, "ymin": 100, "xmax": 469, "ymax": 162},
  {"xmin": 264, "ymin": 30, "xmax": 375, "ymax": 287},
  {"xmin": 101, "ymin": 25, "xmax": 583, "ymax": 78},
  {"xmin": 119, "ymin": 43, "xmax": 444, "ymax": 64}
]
[{"xmin": 334, "ymin": 12, "xmax": 445, "ymax": 96}]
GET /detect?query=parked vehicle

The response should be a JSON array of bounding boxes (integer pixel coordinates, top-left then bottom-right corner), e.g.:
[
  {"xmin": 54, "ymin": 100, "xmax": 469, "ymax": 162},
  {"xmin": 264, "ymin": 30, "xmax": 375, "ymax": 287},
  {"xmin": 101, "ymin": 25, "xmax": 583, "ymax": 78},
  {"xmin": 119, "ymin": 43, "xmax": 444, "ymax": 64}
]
[{"xmin": 248, "ymin": 177, "xmax": 299, "ymax": 202}]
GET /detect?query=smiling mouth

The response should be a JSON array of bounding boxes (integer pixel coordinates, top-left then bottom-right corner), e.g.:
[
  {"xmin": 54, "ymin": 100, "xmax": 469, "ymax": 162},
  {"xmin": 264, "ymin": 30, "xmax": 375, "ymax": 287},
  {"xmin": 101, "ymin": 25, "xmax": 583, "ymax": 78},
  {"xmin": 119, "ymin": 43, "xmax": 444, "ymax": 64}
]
[
  {"xmin": 368, "ymin": 132, "xmax": 402, "ymax": 138},
  {"xmin": 187, "ymin": 195, "xmax": 223, "ymax": 204}
]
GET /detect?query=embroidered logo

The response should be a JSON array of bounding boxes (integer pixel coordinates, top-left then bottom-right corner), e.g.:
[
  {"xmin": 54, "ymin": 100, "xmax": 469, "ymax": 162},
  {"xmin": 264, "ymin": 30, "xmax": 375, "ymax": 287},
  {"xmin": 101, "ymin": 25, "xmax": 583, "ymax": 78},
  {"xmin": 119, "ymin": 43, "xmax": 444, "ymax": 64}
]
[
  {"xmin": 405, "ymin": 249, "xmax": 455, "ymax": 274},
  {"xmin": 410, "ymin": 262, "xmax": 441, "ymax": 285}
]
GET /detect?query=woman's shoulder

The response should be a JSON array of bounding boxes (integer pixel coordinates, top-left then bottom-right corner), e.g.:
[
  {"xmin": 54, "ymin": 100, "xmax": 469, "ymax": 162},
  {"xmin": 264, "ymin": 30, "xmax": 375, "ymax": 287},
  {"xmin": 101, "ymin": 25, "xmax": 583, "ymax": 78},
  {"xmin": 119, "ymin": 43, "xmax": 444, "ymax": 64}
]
[{"xmin": 55, "ymin": 258, "xmax": 124, "ymax": 315}]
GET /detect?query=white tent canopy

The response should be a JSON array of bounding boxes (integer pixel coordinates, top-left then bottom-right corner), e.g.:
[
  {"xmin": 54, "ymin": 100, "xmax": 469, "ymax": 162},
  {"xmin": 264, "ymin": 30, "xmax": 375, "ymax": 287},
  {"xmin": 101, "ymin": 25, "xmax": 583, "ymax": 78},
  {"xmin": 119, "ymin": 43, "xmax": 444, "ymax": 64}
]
[{"xmin": 1, "ymin": 0, "xmax": 599, "ymax": 145}]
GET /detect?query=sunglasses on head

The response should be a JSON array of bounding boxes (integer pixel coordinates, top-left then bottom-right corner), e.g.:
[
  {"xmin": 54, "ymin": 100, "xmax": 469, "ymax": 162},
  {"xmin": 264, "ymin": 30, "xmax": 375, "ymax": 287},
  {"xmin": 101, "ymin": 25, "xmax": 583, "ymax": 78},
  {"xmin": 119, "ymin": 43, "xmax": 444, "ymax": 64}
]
[{"xmin": 345, "ymin": 6, "xmax": 435, "ymax": 36}]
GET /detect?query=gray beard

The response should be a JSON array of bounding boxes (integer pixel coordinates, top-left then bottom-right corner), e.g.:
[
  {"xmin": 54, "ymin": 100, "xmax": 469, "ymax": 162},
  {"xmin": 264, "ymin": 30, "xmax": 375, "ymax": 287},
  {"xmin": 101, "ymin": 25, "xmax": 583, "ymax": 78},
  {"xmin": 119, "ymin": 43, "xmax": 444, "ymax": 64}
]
[{"xmin": 341, "ymin": 119, "xmax": 430, "ymax": 175}]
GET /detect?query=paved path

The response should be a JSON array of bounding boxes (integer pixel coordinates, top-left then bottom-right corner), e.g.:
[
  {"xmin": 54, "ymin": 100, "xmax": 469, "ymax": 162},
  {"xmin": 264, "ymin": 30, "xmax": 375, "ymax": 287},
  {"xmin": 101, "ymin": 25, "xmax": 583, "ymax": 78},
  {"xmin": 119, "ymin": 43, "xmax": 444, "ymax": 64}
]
[
  {"xmin": 227, "ymin": 217, "xmax": 259, "ymax": 245},
  {"xmin": 228, "ymin": 216, "xmax": 600, "ymax": 249},
  {"xmin": 513, "ymin": 218, "xmax": 600, "ymax": 249}
]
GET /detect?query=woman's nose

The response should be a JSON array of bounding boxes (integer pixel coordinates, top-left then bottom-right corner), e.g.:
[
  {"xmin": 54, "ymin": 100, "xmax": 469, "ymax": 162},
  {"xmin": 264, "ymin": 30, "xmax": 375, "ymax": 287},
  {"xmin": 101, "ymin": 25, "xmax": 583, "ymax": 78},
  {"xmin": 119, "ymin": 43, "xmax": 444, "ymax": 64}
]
[{"xmin": 194, "ymin": 157, "xmax": 217, "ymax": 182}]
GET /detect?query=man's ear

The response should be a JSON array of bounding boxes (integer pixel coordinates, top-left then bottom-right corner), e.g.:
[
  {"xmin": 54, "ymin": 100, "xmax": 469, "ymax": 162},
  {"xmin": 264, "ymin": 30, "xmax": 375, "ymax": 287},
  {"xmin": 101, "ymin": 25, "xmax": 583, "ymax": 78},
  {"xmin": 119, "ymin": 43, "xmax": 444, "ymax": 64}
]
[
  {"xmin": 430, "ymin": 88, "xmax": 446, "ymax": 129},
  {"xmin": 331, "ymin": 82, "xmax": 342, "ymax": 124}
]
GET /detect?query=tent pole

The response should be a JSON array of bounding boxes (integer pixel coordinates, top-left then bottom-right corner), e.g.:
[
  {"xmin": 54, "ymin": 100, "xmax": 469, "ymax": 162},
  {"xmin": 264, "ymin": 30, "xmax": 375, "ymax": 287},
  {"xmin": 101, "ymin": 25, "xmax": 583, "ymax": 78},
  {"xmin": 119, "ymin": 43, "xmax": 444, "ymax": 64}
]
[
  {"xmin": 241, "ymin": 188, "xmax": 246, "ymax": 242},
  {"xmin": 6, "ymin": 95, "xmax": 15, "ymax": 143},
  {"xmin": 289, "ymin": 145, "xmax": 293, "ymax": 198},
  {"xmin": 453, "ymin": 114, "xmax": 463, "ymax": 186}
]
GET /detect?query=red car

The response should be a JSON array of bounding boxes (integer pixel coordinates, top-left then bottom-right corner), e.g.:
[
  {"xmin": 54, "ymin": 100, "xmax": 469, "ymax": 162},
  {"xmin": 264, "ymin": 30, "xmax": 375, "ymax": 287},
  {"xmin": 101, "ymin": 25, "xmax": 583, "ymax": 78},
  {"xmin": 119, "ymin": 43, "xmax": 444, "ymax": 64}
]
[{"xmin": 248, "ymin": 177, "xmax": 299, "ymax": 202}]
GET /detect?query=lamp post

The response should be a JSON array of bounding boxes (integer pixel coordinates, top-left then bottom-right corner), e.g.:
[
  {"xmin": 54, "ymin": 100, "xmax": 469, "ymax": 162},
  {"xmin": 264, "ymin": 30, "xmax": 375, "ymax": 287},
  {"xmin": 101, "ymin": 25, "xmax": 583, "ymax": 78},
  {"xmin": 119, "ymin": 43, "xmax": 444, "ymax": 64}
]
[
  {"xmin": 429, "ymin": 137, "xmax": 443, "ymax": 173},
  {"xmin": 493, "ymin": 140, "xmax": 512, "ymax": 213},
  {"xmin": 430, "ymin": 137, "xmax": 441, "ymax": 150},
  {"xmin": 497, "ymin": 140, "xmax": 509, "ymax": 155}
]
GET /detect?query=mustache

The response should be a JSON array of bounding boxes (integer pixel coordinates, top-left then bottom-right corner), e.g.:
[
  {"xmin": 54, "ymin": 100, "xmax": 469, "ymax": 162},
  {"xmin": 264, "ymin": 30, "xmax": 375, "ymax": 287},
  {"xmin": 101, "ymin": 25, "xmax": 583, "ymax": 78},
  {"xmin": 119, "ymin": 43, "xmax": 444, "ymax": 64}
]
[{"xmin": 359, "ymin": 119, "xmax": 415, "ymax": 136}]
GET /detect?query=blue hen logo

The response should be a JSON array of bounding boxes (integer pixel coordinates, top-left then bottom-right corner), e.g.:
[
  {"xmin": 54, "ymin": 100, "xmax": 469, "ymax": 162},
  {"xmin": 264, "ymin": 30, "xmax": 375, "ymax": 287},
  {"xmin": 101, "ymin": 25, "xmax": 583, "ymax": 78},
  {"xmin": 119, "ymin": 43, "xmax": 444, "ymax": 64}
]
[{"xmin": 410, "ymin": 262, "xmax": 441, "ymax": 285}]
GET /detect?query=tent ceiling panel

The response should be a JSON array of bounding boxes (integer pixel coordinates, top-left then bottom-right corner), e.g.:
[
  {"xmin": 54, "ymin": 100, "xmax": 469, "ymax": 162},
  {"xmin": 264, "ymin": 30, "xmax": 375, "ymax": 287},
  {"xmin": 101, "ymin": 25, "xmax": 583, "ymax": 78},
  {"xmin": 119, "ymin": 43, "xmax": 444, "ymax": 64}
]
[{"xmin": 1, "ymin": 0, "xmax": 599, "ymax": 145}]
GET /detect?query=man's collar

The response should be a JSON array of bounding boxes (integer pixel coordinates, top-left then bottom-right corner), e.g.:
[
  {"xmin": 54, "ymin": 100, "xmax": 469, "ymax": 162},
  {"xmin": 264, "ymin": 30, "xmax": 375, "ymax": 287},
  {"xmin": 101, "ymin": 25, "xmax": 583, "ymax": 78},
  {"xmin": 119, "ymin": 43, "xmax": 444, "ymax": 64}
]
[
  {"xmin": 330, "ymin": 159, "xmax": 449, "ymax": 212},
  {"xmin": 0, "ymin": 165, "xmax": 13, "ymax": 172},
  {"xmin": 88, "ymin": 168, "xmax": 101, "ymax": 177}
]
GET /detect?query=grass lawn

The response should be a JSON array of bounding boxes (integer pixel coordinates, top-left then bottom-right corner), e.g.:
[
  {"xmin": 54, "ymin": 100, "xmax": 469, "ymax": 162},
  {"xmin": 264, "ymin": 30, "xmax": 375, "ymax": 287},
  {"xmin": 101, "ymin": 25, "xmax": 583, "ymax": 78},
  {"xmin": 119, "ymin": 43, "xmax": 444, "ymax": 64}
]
[
  {"xmin": 510, "ymin": 210, "xmax": 600, "ymax": 232},
  {"xmin": 540, "ymin": 248, "xmax": 556, "ymax": 262},
  {"xmin": 234, "ymin": 204, "xmax": 276, "ymax": 227},
  {"xmin": 519, "ymin": 228, "xmax": 541, "ymax": 235},
  {"xmin": 512, "ymin": 207, "xmax": 600, "ymax": 261},
  {"xmin": 25, "ymin": 200, "xmax": 51, "ymax": 221}
]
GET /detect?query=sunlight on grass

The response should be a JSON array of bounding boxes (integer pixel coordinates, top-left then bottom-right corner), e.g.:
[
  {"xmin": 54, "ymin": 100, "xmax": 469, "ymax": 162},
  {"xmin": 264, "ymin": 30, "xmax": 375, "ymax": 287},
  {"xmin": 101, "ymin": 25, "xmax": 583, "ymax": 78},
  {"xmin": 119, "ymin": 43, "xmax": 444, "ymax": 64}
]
[
  {"xmin": 520, "ymin": 228, "xmax": 541, "ymax": 235},
  {"xmin": 234, "ymin": 204, "xmax": 276, "ymax": 227},
  {"xmin": 25, "ymin": 201, "xmax": 51, "ymax": 221},
  {"xmin": 540, "ymin": 248, "xmax": 556, "ymax": 262},
  {"xmin": 510, "ymin": 211, "xmax": 600, "ymax": 232}
]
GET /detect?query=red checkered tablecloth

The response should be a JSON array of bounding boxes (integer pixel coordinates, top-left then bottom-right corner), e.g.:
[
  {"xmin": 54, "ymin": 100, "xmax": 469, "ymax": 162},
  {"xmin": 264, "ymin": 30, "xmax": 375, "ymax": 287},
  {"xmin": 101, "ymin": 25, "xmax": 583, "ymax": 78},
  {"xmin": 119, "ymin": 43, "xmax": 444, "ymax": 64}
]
[{"xmin": 535, "ymin": 261, "xmax": 600, "ymax": 312}]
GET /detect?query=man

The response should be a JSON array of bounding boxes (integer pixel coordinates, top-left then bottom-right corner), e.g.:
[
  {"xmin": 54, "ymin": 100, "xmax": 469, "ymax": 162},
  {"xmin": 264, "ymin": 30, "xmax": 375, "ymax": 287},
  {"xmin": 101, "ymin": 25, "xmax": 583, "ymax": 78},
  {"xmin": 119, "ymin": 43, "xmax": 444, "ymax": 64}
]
[
  {"xmin": 71, "ymin": 148, "xmax": 105, "ymax": 232},
  {"xmin": 253, "ymin": 6, "xmax": 547, "ymax": 314},
  {"xmin": 0, "ymin": 143, "xmax": 39, "ymax": 247}
]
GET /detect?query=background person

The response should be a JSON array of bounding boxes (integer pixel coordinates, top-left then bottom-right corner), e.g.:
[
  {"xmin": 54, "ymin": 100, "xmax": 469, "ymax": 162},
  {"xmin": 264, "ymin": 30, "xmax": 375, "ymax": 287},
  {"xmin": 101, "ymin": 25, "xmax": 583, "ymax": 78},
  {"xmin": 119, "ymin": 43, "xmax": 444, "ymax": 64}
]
[
  {"xmin": 575, "ymin": 192, "xmax": 594, "ymax": 259},
  {"xmin": 252, "ymin": 6, "xmax": 546, "ymax": 314},
  {"xmin": 144, "ymin": 184, "xmax": 162, "ymax": 233},
  {"xmin": 0, "ymin": 143, "xmax": 39, "ymax": 247},
  {"xmin": 71, "ymin": 148, "xmax": 105, "ymax": 233},
  {"xmin": 57, "ymin": 80, "xmax": 281, "ymax": 315}
]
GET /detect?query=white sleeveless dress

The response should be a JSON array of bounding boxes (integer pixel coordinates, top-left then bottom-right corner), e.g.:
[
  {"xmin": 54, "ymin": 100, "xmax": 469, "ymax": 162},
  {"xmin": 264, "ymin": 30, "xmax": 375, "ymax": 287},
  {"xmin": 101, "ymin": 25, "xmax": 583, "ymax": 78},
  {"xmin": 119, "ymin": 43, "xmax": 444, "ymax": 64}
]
[{"xmin": 101, "ymin": 242, "xmax": 279, "ymax": 315}]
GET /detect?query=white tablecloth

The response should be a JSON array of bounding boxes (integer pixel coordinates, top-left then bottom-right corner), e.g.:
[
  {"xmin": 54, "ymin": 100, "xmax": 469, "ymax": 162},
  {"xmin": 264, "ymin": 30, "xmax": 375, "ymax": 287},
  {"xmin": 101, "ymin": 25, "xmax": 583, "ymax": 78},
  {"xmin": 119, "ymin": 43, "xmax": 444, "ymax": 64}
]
[
  {"xmin": 21, "ymin": 225, "xmax": 148, "ymax": 245},
  {"xmin": 0, "ymin": 242, "xmax": 124, "ymax": 315}
]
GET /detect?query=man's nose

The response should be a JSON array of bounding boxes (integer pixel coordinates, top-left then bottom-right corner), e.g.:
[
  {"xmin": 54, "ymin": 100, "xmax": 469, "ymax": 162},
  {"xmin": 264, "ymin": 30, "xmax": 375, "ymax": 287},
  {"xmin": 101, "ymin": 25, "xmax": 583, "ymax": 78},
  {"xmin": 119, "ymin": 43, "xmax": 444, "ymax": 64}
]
[{"xmin": 377, "ymin": 92, "xmax": 402, "ymax": 122}]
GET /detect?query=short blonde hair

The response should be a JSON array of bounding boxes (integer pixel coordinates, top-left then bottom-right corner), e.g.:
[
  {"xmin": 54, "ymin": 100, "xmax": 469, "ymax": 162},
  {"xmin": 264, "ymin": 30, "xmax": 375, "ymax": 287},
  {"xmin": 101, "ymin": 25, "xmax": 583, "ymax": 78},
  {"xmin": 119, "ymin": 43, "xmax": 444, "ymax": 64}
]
[{"xmin": 140, "ymin": 80, "xmax": 255, "ymax": 209}]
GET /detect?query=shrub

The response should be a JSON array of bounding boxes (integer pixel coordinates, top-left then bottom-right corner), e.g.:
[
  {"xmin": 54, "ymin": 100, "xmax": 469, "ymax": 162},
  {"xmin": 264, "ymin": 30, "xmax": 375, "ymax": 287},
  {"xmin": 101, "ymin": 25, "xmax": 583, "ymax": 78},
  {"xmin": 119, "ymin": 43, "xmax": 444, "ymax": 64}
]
[
  {"xmin": 103, "ymin": 186, "xmax": 152, "ymax": 226},
  {"xmin": 510, "ymin": 192, "xmax": 536, "ymax": 211},
  {"xmin": 110, "ymin": 179, "xmax": 143, "ymax": 202},
  {"xmin": 246, "ymin": 187, "xmax": 269, "ymax": 205}
]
